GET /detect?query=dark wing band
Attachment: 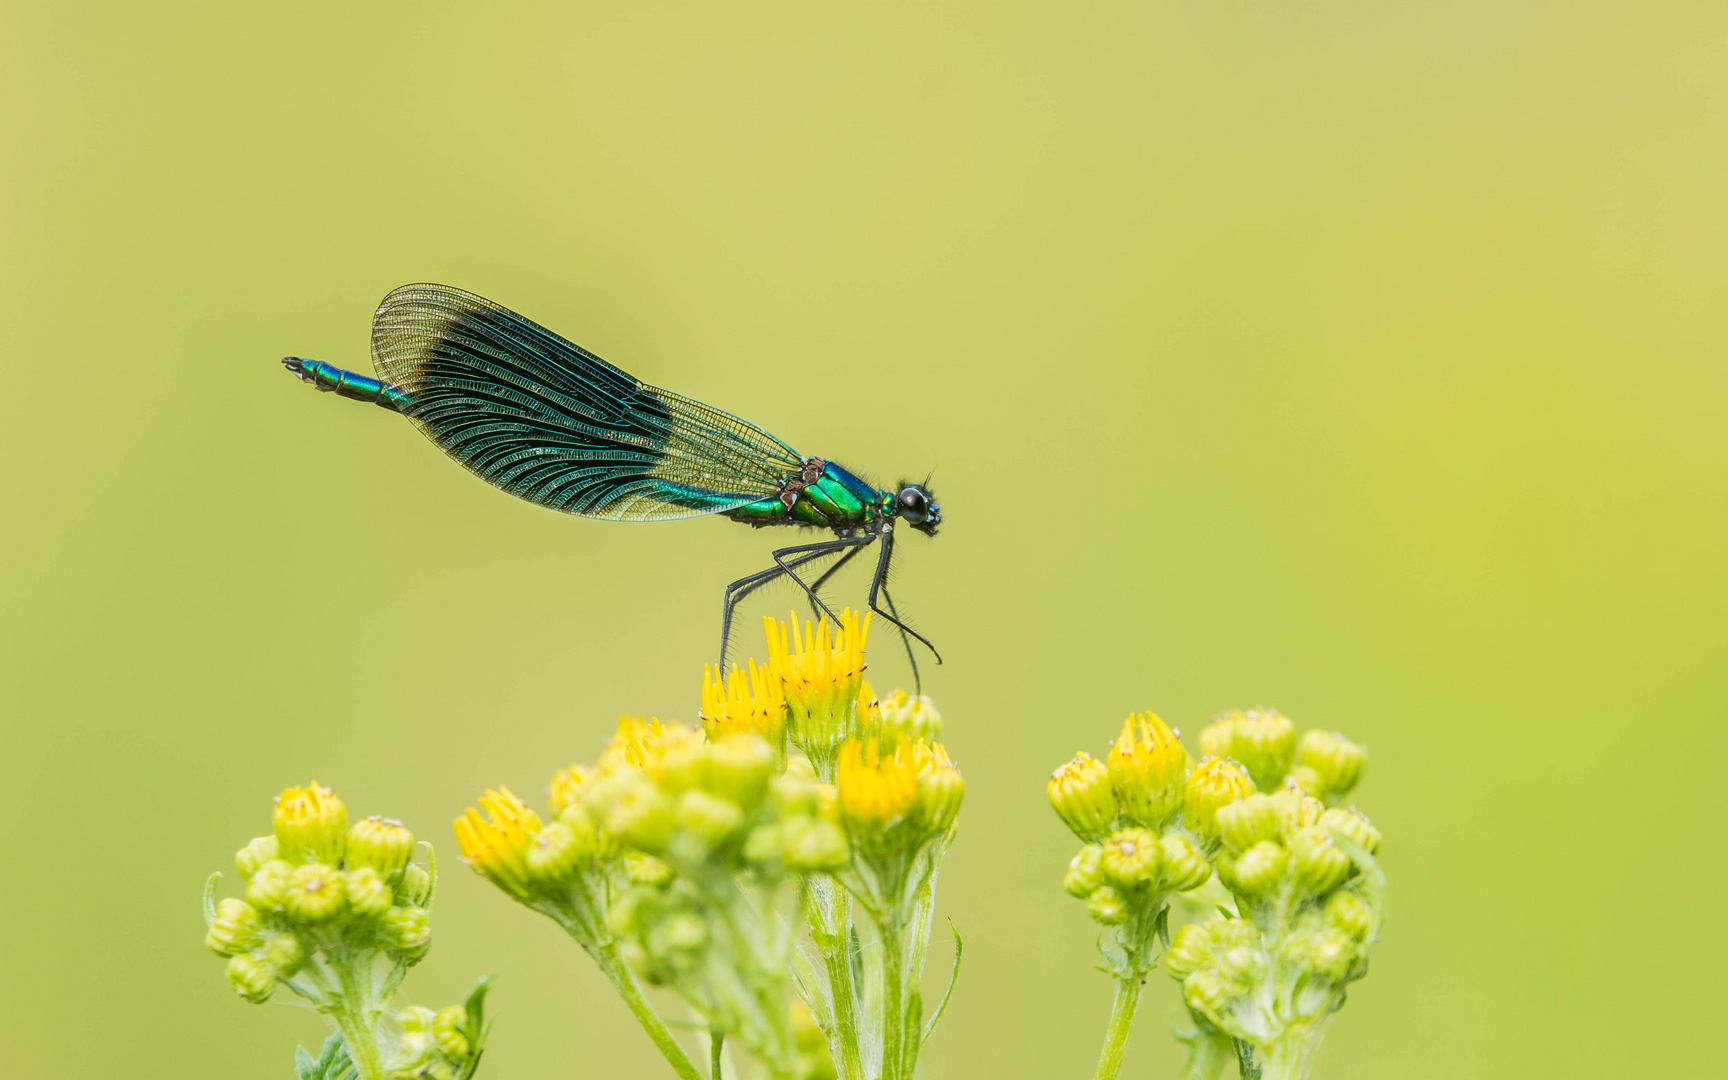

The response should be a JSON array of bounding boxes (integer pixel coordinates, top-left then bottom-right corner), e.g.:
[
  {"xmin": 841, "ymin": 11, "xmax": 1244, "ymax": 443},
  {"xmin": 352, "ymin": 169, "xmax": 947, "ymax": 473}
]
[{"xmin": 371, "ymin": 284, "xmax": 805, "ymax": 521}]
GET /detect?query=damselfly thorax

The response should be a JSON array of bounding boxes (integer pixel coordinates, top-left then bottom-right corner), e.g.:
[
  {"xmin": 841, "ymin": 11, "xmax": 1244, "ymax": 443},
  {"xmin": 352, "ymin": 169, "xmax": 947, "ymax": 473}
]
[{"xmin": 282, "ymin": 284, "xmax": 941, "ymax": 685}]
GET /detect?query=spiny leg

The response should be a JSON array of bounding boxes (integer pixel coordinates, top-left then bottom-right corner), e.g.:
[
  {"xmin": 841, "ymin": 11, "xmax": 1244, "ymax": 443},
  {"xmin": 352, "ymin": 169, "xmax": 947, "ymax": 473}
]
[
  {"xmin": 803, "ymin": 543, "xmax": 868, "ymax": 621},
  {"xmin": 772, "ymin": 536, "xmax": 876, "ymax": 627},
  {"xmin": 865, "ymin": 525, "xmax": 943, "ymax": 673},
  {"xmin": 719, "ymin": 547, "xmax": 844, "ymax": 670},
  {"xmin": 878, "ymin": 580, "xmax": 923, "ymax": 694}
]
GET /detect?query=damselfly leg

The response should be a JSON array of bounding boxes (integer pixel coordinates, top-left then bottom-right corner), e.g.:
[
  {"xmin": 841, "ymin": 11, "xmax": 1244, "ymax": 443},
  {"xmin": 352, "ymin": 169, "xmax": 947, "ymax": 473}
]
[
  {"xmin": 718, "ymin": 537, "xmax": 874, "ymax": 669},
  {"xmin": 866, "ymin": 525, "xmax": 943, "ymax": 692}
]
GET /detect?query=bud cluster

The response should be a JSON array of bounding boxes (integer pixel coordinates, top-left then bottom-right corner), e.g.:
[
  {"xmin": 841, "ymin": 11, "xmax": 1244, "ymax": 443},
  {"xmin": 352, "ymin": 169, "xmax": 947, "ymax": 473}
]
[{"xmin": 202, "ymin": 783, "xmax": 489, "ymax": 1080}]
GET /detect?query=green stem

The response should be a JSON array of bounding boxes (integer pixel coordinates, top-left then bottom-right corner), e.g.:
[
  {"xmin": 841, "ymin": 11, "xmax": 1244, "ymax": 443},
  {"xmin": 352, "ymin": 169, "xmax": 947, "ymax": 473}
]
[
  {"xmin": 330, "ymin": 955, "xmax": 386, "ymax": 1080},
  {"xmin": 593, "ymin": 938, "xmax": 708, "ymax": 1080},
  {"xmin": 710, "ymin": 1028, "xmax": 725, "ymax": 1080},
  {"xmin": 881, "ymin": 919, "xmax": 907, "ymax": 1080},
  {"xmin": 1092, "ymin": 976, "xmax": 1144, "ymax": 1080},
  {"xmin": 806, "ymin": 879, "xmax": 866, "ymax": 1080}
]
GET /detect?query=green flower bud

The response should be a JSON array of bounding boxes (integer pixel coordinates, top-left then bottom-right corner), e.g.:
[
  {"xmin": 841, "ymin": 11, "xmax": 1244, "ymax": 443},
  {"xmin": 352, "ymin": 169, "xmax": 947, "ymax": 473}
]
[
  {"xmin": 1165, "ymin": 921, "xmax": 1217, "ymax": 978},
  {"xmin": 879, "ymin": 689, "xmax": 942, "ymax": 742},
  {"xmin": 205, "ymin": 898, "xmax": 260, "ymax": 956},
  {"xmin": 1219, "ymin": 708, "xmax": 1297, "ymax": 792},
  {"xmin": 608, "ymin": 889, "xmax": 646, "ymax": 937},
  {"xmin": 1216, "ymin": 945, "xmax": 1264, "ymax": 986},
  {"xmin": 675, "ymin": 788, "xmax": 745, "ymax": 846},
  {"xmin": 226, "ymin": 954, "xmax": 276, "ymax": 1003},
  {"xmin": 525, "ymin": 821, "xmax": 587, "ymax": 885},
  {"xmin": 1216, "ymin": 793, "xmax": 1279, "ymax": 854},
  {"xmin": 1087, "ymin": 884, "xmax": 1129, "ymax": 925},
  {"xmin": 915, "ymin": 743, "xmax": 965, "ymax": 834},
  {"xmin": 400, "ymin": 1004, "xmax": 437, "ymax": 1033},
  {"xmin": 779, "ymin": 818, "xmax": 851, "ymax": 872},
  {"xmin": 273, "ymin": 782, "xmax": 348, "ymax": 865},
  {"xmin": 390, "ymin": 1031, "xmax": 436, "ymax": 1075},
  {"xmin": 1286, "ymin": 927, "xmax": 1356, "ymax": 981},
  {"xmin": 1047, "ymin": 752, "xmax": 1117, "ymax": 842},
  {"xmin": 601, "ymin": 775, "xmax": 677, "ymax": 853},
  {"xmin": 1183, "ymin": 968, "xmax": 1236, "ymax": 1015},
  {"xmin": 285, "ymin": 863, "xmax": 346, "ymax": 924},
  {"xmin": 433, "ymin": 1005, "xmax": 469, "ymax": 1059},
  {"xmin": 769, "ymin": 769, "xmax": 823, "ymax": 817},
  {"xmin": 396, "ymin": 864, "xmax": 432, "ymax": 906},
  {"xmin": 345, "ymin": 867, "xmax": 394, "ymax": 918},
  {"xmin": 383, "ymin": 905, "xmax": 432, "ymax": 953},
  {"xmin": 235, "ymin": 836, "xmax": 279, "ymax": 880},
  {"xmin": 1108, "ymin": 713, "xmax": 1190, "ymax": 829},
  {"xmin": 625, "ymin": 853, "xmax": 675, "ymax": 886},
  {"xmin": 706, "ymin": 732, "xmax": 774, "ymax": 808},
  {"xmin": 1064, "ymin": 844, "xmax": 1106, "ymax": 898},
  {"xmin": 261, "ymin": 931, "xmax": 305, "ymax": 976},
  {"xmin": 245, "ymin": 859, "xmax": 294, "ymax": 911},
  {"xmin": 1288, "ymin": 826, "xmax": 1351, "ymax": 895},
  {"xmin": 661, "ymin": 912, "xmax": 709, "ymax": 953},
  {"xmin": 1321, "ymin": 806, "xmax": 1382, "ymax": 854},
  {"xmin": 1184, "ymin": 757, "xmax": 1255, "ymax": 841},
  {"xmin": 1297, "ymin": 730, "xmax": 1366, "ymax": 799},
  {"xmin": 1269, "ymin": 788, "xmax": 1324, "ymax": 840},
  {"xmin": 1157, "ymin": 833, "xmax": 1213, "ymax": 892},
  {"xmin": 1326, "ymin": 892, "xmax": 1373, "ymax": 941},
  {"xmin": 653, "ymin": 726, "xmax": 710, "ymax": 795},
  {"xmin": 1227, "ymin": 841, "xmax": 1288, "ymax": 897},
  {"xmin": 1284, "ymin": 765, "xmax": 1326, "ymax": 797},
  {"xmin": 1100, "ymin": 827, "xmax": 1162, "ymax": 888},
  {"xmin": 346, "ymin": 816, "xmax": 414, "ymax": 877}
]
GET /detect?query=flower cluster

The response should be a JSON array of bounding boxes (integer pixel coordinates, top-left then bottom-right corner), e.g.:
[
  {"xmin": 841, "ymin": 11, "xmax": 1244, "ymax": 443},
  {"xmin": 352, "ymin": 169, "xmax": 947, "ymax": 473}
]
[
  {"xmin": 454, "ymin": 611, "xmax": 964, "ymax": 1080},
  {"xmin": 202, "ymin": 783, "xmax": 490, "ymax": 1080},
  {"xmin": 1050, "ymin": 708, "xmax": 1381, "ymax": 1080}
]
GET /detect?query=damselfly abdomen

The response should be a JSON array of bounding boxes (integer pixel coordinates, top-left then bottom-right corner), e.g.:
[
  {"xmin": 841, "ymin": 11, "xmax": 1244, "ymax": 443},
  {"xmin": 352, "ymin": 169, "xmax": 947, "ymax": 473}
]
[{"xmin": 282, "ymin": 284, "xmax": 941, "ymax": 683}]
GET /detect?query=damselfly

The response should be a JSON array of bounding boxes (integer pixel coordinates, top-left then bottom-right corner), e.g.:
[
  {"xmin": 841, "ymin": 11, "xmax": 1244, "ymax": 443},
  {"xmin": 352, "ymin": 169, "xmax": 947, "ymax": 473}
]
[{"xmin": 282, "ymin": 284, "xmax": 941, "ymax": 684}]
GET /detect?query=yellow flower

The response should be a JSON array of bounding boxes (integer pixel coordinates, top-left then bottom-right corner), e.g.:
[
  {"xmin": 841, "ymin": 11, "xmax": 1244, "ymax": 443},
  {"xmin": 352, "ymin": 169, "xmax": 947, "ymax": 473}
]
[
  {"xmin": 1107, "ymin": 712, "xmax": 1190, "ymax": 828},
  {"xmin": 1184, "ymin": 757, "xmax": 1256, "ymax": 841},
  {"xmin": 701, "ymin": 659, "xmax": 786, "ymax": 742},
  {"xmin": 765, "ymin": 610, "xmax": 871, "ymax": 767},
  {"xmin": 599, "ymin": 716, "xmax": 666, "ymax": 773},
  {"xmin": 912, "ymin": 740, "xmax": 965, "ymax": 834},
  {"xmin": 1048, "ymin": 751, "xmax": 1117, "ymax": 841},
  {"xmin": 879, "ymin": 688, "xmax": 942, "ymax": 742},
  {"xmin": 836, "ymin": 738, "xmax": 919, "ymax": 841},
  {"xmin": 453, "ymin": 787, "xmax": 544, "ymax": 902},
  {"xmin": 273, "ymin": 782, "xmax": 348, "ymax": 865}
]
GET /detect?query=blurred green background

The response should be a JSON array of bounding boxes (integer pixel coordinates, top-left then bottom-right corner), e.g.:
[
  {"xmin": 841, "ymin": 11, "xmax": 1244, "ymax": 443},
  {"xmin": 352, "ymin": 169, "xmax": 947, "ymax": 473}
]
[{"xmin": 3, "ymin": 1, "xmax": 1724, "ymax": 1076}]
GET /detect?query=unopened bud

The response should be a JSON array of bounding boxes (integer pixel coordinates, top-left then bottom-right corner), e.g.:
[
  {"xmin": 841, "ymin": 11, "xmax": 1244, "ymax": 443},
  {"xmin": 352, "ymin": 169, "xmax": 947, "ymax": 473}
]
[
  {"xmin": 706, "ymin": 732, "xmax": 775, "ymax": 808},
  {"xmin": 1164, "ymin": 922, "xmax": 1213, "ymax": 978},
  {"xmin": 1087, "ymin": 884, "xmax": 1129, "ymax": 925},
  {"xmin": 1287, "ymin": 927, "xmax": 1356, "ymax": 981},
  {"xmin": 1297, "ymin": 730, "xmax": 1366, "ymax": 799},
  {"xmin": 396, "ymin": 864, "xmax": 432, "ymax": 906},
  {"xmin": 625, "ymin": 853, "xmax": 675, "ymax": 886},
  {"xmin": 226, "ymin": 954, "xmax": 276, "ymax": 1003},
  {"xmin": 1288, "ymin": 826, "xmax": 1351, "ymax": 894},
  {"xmin": 346, "ymin": 816, "xmax": 414, "ymax": 877},
  {"xmin": 234, "ymin": 836, "xmax": 279, "ymax": 880},
  {"xmin": 1157, "ymin": 833, "xmax": 1213, "ymax": 892},
  {"xmin": 1216, "ymin": 793, "xmax": 1279, "ymax": 854},
  {"xmin": 915, "ymin": 743, "xmax": 965, "ymax": 834},
  {"xmin": 245, "ymin": 860, "xmax": 294, "ymax": 911},
  {"xmin": 1184, "ymin": 757, "xmax": 1255, "ymax": 841},
  {"xmin": 526, "ymin": 821, "xmax": 587, "ymax": 885},
  {"xmin": 662, "ymin": 913, "xmax": 709, "ymax": 954},
  {"xmin": 1269, "ymin": 788, "xmax": 1324, "ymax": 840},
  {"xmin": 676, "ymin": 789, "xmax": 745, "ymax": 846},
  {"xmin": 1221, "ymin": 708, "xmax": 1298, "ymax": 792},
  {"xmin": 602, "ymin": 777, "xmax": 677, "ymax": 853},
  {"xmin": 1321, "ymin": 806, "xmax": 1381, "ymax": 854},
  {"xmin": 285, "ymin": 863, "xmax": 345, "ymax": 924},
  {"xmin": 344, "ymin": 867, "xmax": 394, "ymax": 918},
  {"xmin": 1047, "ymin": 752, "xmax": 1117, "ymax": 841},
  {"xmin": 433, "ymin": 1005, "xmax": 470, "ymax": 1059},
  {"xmin": 1228, "ymin": 841, "xmax": 1288, "ymax": 897},
  {"xmin": 273, "ymin": 782, "xmax": 348, "ymax": 865},
  {"xmin": 205, "ymin": 898, "xmax": 260, "ymax": 956},
  {"xmin": 1326, "ymin": 891, "xmax": 1373, "ymax": 941},
  {"xmin": 879, "ymin": 689, "xmax": 942, "ymax": 742},
  {"xmin": 778, "ymin": 818, "xmax": 851, "ymax": 872},
  {"xmin": 1100, "ymin": 827, "xmax": 1162, "ymax": 888},
  {"xmin": 261, "ymin": 931, "xmax": 305, "ymax": 976},
  {"xmin": 384, "ymin": 905, "xmax": 432, "ymax": 953},
  {"xmin": 1108, "ymin": 712, "xmax": 1189, "ymax": 829},
  {"xmin": 652, "ymin": 725, "xmax": 710, "ymax": 795},
  {"xmin": 1065, "ymin": 845, "xmax": 1106, "ymax": 897}
]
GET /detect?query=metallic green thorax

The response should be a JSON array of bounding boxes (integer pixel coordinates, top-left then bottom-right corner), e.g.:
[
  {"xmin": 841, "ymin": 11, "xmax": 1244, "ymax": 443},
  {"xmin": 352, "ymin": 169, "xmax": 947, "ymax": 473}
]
[{"xmin": 726, "ymin": 459, "xmax": 891, "ymax": 532}]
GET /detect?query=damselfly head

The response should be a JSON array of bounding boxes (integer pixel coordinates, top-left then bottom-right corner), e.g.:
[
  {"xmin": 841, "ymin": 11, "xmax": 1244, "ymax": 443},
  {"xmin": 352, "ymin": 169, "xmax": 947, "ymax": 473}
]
[{"xmin": 896, "ymin": 482, "xmax": 941, "ymax": 537}]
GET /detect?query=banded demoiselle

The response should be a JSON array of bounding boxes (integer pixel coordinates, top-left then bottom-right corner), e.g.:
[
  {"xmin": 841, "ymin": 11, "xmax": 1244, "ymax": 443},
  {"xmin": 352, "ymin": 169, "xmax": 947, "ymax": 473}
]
[{"xmin": 282, "ymin": 284, "xmax": 941, "ymax": 683}]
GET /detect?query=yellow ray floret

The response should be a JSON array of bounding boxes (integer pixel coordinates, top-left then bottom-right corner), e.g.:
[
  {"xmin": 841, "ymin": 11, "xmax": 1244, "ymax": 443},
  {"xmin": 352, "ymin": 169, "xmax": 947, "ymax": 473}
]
[
  {"xmin": 600, "ymin": 716, "xmax": 666, "ymax": 773},
  {"xmin": 765, "ymin": 610, "xmax": 872, "ymax": 756},
  {"xmin": 836, "ymin": 738, "xmax": 920, "ymax": 830},
  {"xmin": 453, "ymin": 787, "xmax": 544, "ymax": 900},
  {"xmin": 701, "ymin": 659, "xmax": 786, "ymax": 740}
]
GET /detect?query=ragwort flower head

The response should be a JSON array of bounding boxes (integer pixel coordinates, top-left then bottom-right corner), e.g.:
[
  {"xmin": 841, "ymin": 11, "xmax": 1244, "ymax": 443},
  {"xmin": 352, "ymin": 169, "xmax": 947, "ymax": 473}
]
[{"xmin": 765, "ymin": 610, "xmax": 871, "ymax": 771}]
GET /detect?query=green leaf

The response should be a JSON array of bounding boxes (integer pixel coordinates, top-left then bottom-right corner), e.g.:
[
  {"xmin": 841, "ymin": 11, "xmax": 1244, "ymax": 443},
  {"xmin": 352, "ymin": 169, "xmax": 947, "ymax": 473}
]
[
  {"xmin": 294, "ymin": 1034, "xmax": 357, "ymax": 1080},
  {"xmin": 202, "ymin": 872, "xmax": 221, "ymax": 927},
  {"xmin": 1153, "ymin": 905, "xmax": 1172, "ymax": 950},
  {"xmin": 1233, "ymin": 1038, "xmax": 1262, "ymax": 1079},
  {"xmin": 1171, "ymin": 1006, "xmax": 1233, "ymax": 1080},
  {"xmin": 422, "ymin": 841, "xmax": 439, "ymax": 912},
  {"xmin": 921, "ymin": 921, "xmax": 963, "ymax": 1046},
  {"xmin": 454, "ymin": 974, "xmax": 495, "ymax": 1080}
]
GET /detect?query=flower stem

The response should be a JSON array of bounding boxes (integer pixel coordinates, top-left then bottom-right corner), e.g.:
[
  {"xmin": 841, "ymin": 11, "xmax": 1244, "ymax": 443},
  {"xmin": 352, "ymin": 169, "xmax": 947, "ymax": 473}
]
[
  {"xmin": 881, "ymin": 919, "xmax": 907, "ymax": 1080},
  {"xmin": 330, "ymin": 955, "xmax": 386, "ymax": 1080},
  {"xmin": 592, "ymin": 938, "xmax": 708, "ymax": 1080},
  {"xmin": 1092, "ymin": 976, "xmax": 1144, "ymax": 1080},
  {"xmin": 805, "ymin": 878, "xmax": 865, "ymax": 1080}
]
